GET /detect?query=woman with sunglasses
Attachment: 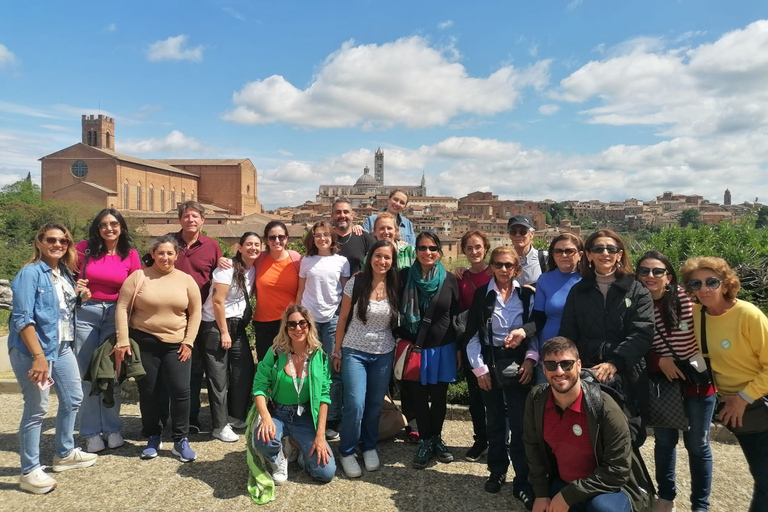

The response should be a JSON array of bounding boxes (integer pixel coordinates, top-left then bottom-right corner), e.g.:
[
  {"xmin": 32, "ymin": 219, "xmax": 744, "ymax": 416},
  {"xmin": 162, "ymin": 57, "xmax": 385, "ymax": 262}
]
[
  {"xmin": 199, "ymin": 232, "xmax": 261, "ymax": 443},
  {"xmin": 636, "ymin": 251, "xmax": 715, "ymax": 512},
  {"xmin": 396, "ymin": 232, "xmax": 459, "ymax": 469},
  {"xmin": 252, "ymin": 305, "xmax": 336, "ymax": 486},
  {"xmin": 252, "ymin": 221, "xmax": 301, "ymax": 361},
  {"xmin": 332, "ymin": 240, "xmax": 400, "ymax": 477},
  {"xmin": 10, "ymin": 222, "xmax": 97, "ymax": 494},
  {"xmin": 529, "ymin": 233, "xmax": 584, "ymax": 384},
  {"xmin": 680, "ymin": 256, "xmax": 768, "ymax": 512},
  {"xmin": 73, "ymin": 209, "xmax": 140, "ymax": 453},
  {"xmin": 559, "ymin": 229, "xmax": 654, "ymax": 445},
  {"xmin": 297, "ymin": 221, "xmax": 350, "ymax": 438},
  {"xmin": 464, "ymin": 246, "xmax": 537, "ymax": 509}
]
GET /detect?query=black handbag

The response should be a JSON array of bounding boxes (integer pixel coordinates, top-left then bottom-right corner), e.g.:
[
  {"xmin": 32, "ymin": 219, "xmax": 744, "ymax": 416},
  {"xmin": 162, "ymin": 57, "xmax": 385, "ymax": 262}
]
[
  {"xmin": 488, "ymin": 346, "xmax": 521, "ymax": 389},
  {"xmin": 647, "ymin": 372, "xmax": 688, "ymax": 430},
  {"xmin": 655, "ymin": 326, "xmax": 711, "ymax": 387}
]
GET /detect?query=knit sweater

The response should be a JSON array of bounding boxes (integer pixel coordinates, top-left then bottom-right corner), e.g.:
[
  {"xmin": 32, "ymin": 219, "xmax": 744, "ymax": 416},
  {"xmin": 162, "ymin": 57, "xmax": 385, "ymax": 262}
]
[{"xmin": 115, "ymin": 266, "xmax": 202, "ymax": 347}]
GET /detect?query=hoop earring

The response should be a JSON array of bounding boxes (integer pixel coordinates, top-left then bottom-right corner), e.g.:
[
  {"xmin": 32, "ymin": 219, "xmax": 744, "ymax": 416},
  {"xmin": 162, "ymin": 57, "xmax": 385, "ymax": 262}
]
[{"xmin": 664, "ymin": 283, "xmax": 671, "ymax": 292}]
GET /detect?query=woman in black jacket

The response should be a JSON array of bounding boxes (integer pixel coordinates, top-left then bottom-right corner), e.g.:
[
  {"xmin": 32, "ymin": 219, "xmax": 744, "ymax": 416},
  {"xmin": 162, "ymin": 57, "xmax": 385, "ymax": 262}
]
[
  {"xmin": 396, "ymin": 232, "xmax": 459, "ymax": 470},
  {"xmin": 559, "ymin": 229, "xmax": 654, "ymax": 444}
]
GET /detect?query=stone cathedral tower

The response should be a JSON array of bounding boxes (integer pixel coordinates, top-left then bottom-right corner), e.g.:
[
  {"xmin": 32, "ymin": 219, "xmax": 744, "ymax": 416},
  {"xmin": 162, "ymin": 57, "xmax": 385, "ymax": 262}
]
[
  {"xmin": 724, "ymin": 188, "xmax": 731, "ymax": 206},
  {"xmin": 374, "ymin": 147, "xmax": 384, "ymax": 186},
  {"xmin": 81, "ymin": 114, "xmax": 115, "ymax": 151}
]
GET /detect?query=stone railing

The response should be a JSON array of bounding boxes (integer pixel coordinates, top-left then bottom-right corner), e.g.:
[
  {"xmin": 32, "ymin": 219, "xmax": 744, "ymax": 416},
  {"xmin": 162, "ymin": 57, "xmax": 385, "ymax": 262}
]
[{"xmin": 0, "ymin": 279, "xmax": 11, "ymax": 311}]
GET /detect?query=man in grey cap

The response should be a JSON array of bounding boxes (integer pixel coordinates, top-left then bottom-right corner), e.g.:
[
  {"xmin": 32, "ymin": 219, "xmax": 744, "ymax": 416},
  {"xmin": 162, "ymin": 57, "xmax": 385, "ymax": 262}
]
[{"xmin": 507, "ymin": 215, "xmax": 547, "ymax": 287}]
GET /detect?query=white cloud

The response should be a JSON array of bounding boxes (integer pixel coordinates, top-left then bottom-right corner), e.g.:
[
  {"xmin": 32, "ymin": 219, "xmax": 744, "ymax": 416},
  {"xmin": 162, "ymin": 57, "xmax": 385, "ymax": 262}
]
[
  {"xmin": 147, "ymin": 35, "xmax": 204, "ymax": 62},
  {"xmin": 567, "ymin": 0, "xmax": 583, "ymax": 11},
  {"xmin": 276, "ymin": 149, "xmax": 293, "ymax": 156},
  {"xmin": 223, "ymin": 36, "xmax": 551, "ymax": 129},
  {"xmin": 119, "ymin": 130, "xmax": 211, "ymax": 155},
  {"xmin": 223, "ymin": 7, "xmax": 245, "ymax": 21},
  {"xmin": 0, "ymin": 44, "xmax": 17, "ymax": 68},
  {"xmin": 538, "ymin": 104, "xmax": 560, "ymax": 115},
  {"xmin": 437, "ymin": 20, "xmax": 454, "ymax": 30},
  {"xmin": 103, "ymin": 23, "xmax": 117, "ymax": 33}
]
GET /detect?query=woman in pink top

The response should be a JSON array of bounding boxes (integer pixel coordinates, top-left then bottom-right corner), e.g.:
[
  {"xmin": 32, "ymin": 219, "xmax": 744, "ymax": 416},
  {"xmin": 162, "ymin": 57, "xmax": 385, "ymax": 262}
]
[{"xmin": 73, "ymin": 209, "xmax": 140, "ymax": 453}]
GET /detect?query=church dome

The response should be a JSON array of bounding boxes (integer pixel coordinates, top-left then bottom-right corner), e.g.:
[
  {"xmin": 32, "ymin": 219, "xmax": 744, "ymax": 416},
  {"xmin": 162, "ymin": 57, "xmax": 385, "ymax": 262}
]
[{"xmin": 355, "ymin": 165, "xmax": 378, "ymax": 187}]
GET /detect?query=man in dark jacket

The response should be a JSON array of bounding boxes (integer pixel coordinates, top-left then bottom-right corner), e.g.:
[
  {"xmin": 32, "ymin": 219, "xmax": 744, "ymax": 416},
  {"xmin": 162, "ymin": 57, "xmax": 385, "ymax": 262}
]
[{"xmin": 523, "ymin": 337, "xmax": 655, "ymax": 512}]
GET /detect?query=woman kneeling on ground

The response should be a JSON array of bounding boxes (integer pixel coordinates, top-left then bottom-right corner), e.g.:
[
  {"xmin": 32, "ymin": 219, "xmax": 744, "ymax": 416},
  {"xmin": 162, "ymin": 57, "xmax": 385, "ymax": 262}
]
[{"xmin": 252, "ymin": 305, "xmax": 336, "ymax": 485}]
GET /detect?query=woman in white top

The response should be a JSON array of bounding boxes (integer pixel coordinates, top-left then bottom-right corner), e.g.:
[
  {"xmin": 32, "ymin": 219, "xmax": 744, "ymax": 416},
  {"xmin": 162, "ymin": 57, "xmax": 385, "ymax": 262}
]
[
  {"xmin": 200, "ymin": 232, "xmax": 261, "ymax": 442},
  {"xmin": 296, "ymin": 220, "xmax": 350, "ymax": 436},
  {"xmin": 333, "ymin": 240, "xmax": 400, "ymax": 478}
]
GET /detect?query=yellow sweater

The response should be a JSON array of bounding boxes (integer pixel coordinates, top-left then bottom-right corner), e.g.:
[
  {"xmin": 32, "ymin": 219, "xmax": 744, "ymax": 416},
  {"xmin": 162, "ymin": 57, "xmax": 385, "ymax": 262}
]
[
  {"xmin": 115, "ymin": 266, "xmax": 202, "ymax": 347},
  {"xmin": 693, "ymin": 300, "xmax": 768, "ymax": 400}
]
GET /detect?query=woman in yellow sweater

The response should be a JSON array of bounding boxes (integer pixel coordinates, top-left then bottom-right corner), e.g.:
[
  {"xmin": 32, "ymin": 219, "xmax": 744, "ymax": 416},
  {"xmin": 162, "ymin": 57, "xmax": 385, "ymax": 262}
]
[
  {"xmin": 114, "ymin": 235, "xmax": 202, "ymax": 463},
  {"xmin": 681, "ymin": 256, "xmax": 768, "ymax": 512}
]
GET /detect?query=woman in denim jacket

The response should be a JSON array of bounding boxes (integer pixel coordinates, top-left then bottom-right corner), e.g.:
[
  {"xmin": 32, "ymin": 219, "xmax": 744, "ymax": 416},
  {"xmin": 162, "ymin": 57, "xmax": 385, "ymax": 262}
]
[{"xmin": 9, "ymin": 222, "xmax": 97, "ymax": 494}]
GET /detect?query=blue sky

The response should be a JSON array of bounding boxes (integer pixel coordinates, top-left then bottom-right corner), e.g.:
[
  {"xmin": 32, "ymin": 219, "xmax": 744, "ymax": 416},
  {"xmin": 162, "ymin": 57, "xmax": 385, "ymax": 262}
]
[{"xmin": 1, "ymin": 1, "xmax": 767, "ymax": 209}]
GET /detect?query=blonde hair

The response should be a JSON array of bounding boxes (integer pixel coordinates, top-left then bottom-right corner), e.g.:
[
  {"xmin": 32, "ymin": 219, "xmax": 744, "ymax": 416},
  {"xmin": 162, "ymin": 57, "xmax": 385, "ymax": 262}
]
[
  {"xmin": 679, "ymin": 256, "xmax": 741, "ymax": 303},
  {"xmin": 29, "ymin": 222, "xmax": 78, "ymax": 272},
  {"xmin": 374, "ymin": 212, "xmax": 401, "ymax": 241},
  {"xmin": 489, "ymin": 246, "xmax": 522, "ymax": 278},
  {"xmin": 271, "ymin": 304, "xmax": 323, "ymax": 355}
]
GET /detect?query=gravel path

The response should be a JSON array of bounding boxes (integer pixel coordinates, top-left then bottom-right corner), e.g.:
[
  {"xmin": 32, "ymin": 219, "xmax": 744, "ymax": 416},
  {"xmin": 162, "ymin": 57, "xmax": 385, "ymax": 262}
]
[{"xmin": 0, "ymin": 392, "xmax": 754, "ymax": 511}]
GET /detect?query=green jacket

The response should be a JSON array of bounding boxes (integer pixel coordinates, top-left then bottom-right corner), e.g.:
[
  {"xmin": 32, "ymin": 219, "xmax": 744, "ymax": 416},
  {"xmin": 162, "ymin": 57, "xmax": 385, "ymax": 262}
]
[
  {"xmin": 523, "ymin": 380, "xmax": 655, "ymax": 512},
  {"xmin": 252, "ymin": 347, "xmax": 330, "ymax": 429}
]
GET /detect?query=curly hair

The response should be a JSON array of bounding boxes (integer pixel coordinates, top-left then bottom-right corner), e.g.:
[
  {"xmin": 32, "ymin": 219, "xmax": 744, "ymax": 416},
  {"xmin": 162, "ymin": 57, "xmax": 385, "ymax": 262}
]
[
  {"xmin": 271, "ymin": 304, "xmax": 323, "ymax": 356},
  {"xmin": 545, "ymin": 232, "xmax": 585, "ymax": 273},
  {"xmin": 679, "ymin": 256, "xmax": 740, "ymax": 303},
  {"xmin": 582, "ymin": 229, "xmax": 632, "ymax": 278},
  {"xmin": 303, "ymin": 220, "xmax": 339, "ymax": 256}
]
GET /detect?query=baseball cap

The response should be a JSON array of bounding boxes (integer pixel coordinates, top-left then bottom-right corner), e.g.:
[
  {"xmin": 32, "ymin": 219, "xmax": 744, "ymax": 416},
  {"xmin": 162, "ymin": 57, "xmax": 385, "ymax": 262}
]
[{"xmin": 507, "ymin": 215, "xmax": 534, "ymax": 231}]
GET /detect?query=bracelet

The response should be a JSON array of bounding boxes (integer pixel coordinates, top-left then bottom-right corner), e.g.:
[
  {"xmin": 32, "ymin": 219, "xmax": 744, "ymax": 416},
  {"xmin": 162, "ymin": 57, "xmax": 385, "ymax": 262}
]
[
  {"xmin": 32, "ymin": 351, "xmax": 44, "ymax": 358},
  {"xmin": 330, "ymin": 351, "xmax": 342, "ymax": 360}
]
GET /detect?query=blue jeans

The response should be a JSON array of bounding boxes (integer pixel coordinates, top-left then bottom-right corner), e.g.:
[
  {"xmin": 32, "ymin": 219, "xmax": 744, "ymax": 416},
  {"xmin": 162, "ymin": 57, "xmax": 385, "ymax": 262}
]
[
  {"xmin": 735, "ymin": 429, "xmax": 768, "ymax": 512},
  {"xmin": 316, "ymin": 317, "xmax": 342, "ymax": 423},
  {"xmin": 74, "ymin": 300, "xmax": 122, "ymax": 438},
  {"xmin": 339, "ymin": 347, "xmax": 394, "ymax": 456},
  {"xmin": 11, "ymin": 343, "xmax": 83, "ymax": 474},
  {"xmin": 253, "ymin": 404, "xmax": 336, "ymax": 483},
  {"xmin": 550, "ymin": 478, "xmax": 631, "ymax": 512},
  {"xmin": 654, "ymin": 393, "xmax": 716, "ymax": 511}
]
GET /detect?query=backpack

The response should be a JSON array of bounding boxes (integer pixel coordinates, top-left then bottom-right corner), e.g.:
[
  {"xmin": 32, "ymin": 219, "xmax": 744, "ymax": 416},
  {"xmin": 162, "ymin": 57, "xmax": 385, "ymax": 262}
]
[{"xmin": 537, "ymin": 249, "xmax": 547, "ymax": 274}]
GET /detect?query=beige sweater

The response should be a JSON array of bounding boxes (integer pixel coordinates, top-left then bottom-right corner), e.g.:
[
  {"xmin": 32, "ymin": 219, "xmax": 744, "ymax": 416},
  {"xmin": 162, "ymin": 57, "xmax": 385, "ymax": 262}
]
[{"xmin": 115, "ymin": 266, "xmax": 202, "ymax": 347}]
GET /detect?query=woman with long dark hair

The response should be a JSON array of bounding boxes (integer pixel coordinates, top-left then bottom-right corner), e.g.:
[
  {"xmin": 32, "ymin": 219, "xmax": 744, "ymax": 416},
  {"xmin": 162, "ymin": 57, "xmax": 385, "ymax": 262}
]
[
  {"xmin": 73, "ymin": 208, "xmax": 140, "ymax": 453},
  {"xmin": 332, "ymin": 240, "xmax": 400, "ymax": 477},
  {"xmin": 200, "ymin": 232, "xmax": 261, "ymax": 442},
  {"xmin": 635, "ymin": 251, "xmax": 715, "ymax": 512}
]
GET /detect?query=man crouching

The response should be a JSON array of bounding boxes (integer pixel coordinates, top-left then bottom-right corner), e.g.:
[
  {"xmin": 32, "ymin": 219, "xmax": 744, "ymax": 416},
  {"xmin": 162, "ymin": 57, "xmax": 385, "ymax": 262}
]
[{"xmin": 523, "ymin": 336, "xmax": 654, "ymax": 512}]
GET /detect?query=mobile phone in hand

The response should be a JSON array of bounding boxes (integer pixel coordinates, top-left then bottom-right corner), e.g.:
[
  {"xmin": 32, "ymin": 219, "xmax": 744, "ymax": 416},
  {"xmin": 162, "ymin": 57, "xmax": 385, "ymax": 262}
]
[{"xmin": 37, "ymin": 376, "xmax": 54, "ymax": 391}]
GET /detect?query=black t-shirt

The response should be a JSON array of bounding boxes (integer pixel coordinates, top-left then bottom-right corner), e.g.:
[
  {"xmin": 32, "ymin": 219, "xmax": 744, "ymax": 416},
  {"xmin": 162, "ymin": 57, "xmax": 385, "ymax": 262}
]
[{"xmin": 337, "ymin": 232, "xmax": 376, "ymax": 273}]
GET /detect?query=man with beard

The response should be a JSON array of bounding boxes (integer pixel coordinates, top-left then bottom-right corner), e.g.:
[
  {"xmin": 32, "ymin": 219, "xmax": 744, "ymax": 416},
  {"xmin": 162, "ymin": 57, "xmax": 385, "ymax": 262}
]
[
  {"xmin": 331, "ymin": 198, "xmax": 375, "ymax": 274},
  {"xmin": 523, "ymin": 337, "xmax": 654, "ymax": 512}
]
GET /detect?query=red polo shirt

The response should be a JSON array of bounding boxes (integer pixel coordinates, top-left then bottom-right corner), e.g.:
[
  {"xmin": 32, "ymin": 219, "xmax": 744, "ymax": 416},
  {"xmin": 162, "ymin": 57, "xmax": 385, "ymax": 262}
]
[
  {"xmin": 543, "ymin": 388, "xmax": 596, "ymax": 483},
  {"xmin": 173, "ymin": 231, "xmax": 222, "ymax": 300}
]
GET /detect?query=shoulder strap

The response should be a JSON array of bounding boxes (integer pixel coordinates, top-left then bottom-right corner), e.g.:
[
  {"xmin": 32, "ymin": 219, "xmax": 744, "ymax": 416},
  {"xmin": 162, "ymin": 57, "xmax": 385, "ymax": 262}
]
[
  {"xmin": 344, "ymin": 276, "xmax": 367, "ymax": 333},
  {"xmin": 537, "ymin": 249, "xmax": 547, "ymax": 274},
  {"xmin": 517, "ymin": 286, "xmax": 533, "ymax": 323},
  {"xmin": 128, "ymin": 271, "xmax": 146, "ymax": 319},
  {"xmin": 288, "ymin": 250, "xmax": 302, "ymax": 274},
  {"xmin": 655, "ymin": 326, "xmax": 681, "ymax": 360},
  {"xmin": 80, "ymin": 247, "xmax": 91, "ymax": 280},
  {"xmin": 414, "ymin": 279, "xmax": 445, "ymax": 349},
  {"xmin": 699, "ymin": 306, "xmax": 717, "ymax": 385}
]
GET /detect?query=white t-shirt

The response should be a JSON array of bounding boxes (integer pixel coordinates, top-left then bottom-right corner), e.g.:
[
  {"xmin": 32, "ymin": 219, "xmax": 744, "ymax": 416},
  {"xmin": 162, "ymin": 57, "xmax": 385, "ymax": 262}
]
[
  {"xmin": 341, "ymin": 277, "xmax": 396, "ymax": 354},
  {"xmin": 201, "ymin": 265, "xmax": 256, "ymax": 322},
  {"xmin": 299, "ymin": 254, "xmax": 351, "ymax": 323},
  {"xmin": 53, "ymin": 268, "xmax": 76, "ymax": 343}
]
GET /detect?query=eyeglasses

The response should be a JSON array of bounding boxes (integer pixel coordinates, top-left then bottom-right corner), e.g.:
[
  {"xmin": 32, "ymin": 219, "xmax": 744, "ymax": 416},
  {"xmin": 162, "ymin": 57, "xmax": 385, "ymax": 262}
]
[
  {"xmin": 492, "ymin": 262, "xmax": 516, "ymax": 270},
  {"xmin": 542, "ymin": 360, "xmax": 577, "ymax": 372},
  {"xmin": 417, "ymin": 245, "xmax": 439, "ymax": 252},
  {"xmin": 508, "ymin": 227, "xmax": 529, "ymax": 236},
  {"xmin": 42, "ymin": 237, "xmax": 70, "ymax": 246},
  {"xmin": 286, "ymin": 319, "xmax": 309, "ymax": 330},
  {"xmin": 687, "ymin": 277, "xmax": 721, "ymax": 291},
  {"xmin": 553, "ymin": 248, "xmax": 579, "ymax": 257},
  {"xmin": 637, "ymin": 266, "xmax": 668, "ymax": 278},
  {"xmin": 313, "ymin": 233, "xmax": 332, "ymax": 240},
  {"xmin": 267, "ymin": 235, "xmax": 287, "ymax": 242},
  {"xmin": 98, "ymin": 221, "xmax": 120, "ymax": 230},
  {"xmin": 588, "ymin": 245, "xmax": 621, "ymax": 254}
]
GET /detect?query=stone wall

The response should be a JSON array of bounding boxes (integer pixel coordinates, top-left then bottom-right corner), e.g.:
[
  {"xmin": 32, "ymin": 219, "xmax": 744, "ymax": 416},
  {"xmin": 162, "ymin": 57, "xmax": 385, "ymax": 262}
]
[{"xmin": 0, "ymin": 279, "xmax": 10, "ymax": 310}]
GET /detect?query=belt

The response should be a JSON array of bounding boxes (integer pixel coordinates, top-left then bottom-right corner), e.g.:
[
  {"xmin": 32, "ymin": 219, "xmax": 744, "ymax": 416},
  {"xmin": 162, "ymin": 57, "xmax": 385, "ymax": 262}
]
[{"xmin": 85, "ymin": 299, "xmax": 117, "ymax": 304}]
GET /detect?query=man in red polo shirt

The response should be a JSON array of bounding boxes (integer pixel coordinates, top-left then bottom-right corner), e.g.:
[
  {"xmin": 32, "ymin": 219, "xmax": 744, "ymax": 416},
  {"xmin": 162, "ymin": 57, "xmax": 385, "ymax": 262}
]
[{"xmin": 523, "ymin": 337, "xmax": 655, "ymax": 512}]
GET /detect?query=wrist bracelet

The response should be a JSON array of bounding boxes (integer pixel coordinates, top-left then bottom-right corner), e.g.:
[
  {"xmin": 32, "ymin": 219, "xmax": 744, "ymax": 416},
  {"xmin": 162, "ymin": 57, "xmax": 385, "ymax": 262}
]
[
  {"xmin": 32, "ymin": 351, "xmax": 44, "ymax": 358},
  {"xmin": 331, "ymin": 351, "xmax": 342, "ymax": 359}
]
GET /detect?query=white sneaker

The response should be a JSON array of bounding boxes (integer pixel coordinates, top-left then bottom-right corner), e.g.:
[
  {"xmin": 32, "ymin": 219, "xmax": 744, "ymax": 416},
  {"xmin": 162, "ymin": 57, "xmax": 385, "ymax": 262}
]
[
  {"xmin": 325, "ymin": 427, "xmax": 340, "ymax": 440},
  {"xmin": 85, "ymin": 435, "xmax": 105, "ymax": 453},
  {"xmin": 52, "ymin": 448, "xmax": 97, "ymax": 472},
  {"xmin": 19, "ymin": 467, "xmax": 57, "ymax": 494},
  {"xmin": 228, "ymin": 416, "xmax": 247, "ymax": 429},
  {"xmin": 340, "ymin": 454, "xmax": 362, "ymax": 478},
  {"xmin": 106, "ymin": 432, "xmax": 124, "ymax": 449},
  {"xmin": 362, "ymin": 449, "xmax": 380, "ymax": 472},
  {"xmin": 212, "ymin": 424, "xmax": 239, "ymax": 443},
  {"xmin": 271, "ymin": 452, "xmax": 288, "ymax": 485},
  {"xmin": 282, "ymin": 437, "xmax": 298, "ymax": 463}
]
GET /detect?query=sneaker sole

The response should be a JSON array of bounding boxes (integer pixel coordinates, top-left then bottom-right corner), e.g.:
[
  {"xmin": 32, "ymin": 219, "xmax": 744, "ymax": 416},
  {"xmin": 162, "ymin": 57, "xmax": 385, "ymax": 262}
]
[
  {"xmin": 20, "ymin": 482, "xmax": 57, "ymax": 494},
  {"xmin": 465, "ymin": 447, "xmax": 488, "ymax": 462},
  {"xmin": 436, "ymin": 455, "xmax": 454, "ymax": 463},
  {"xmin": 140, "ymin": 441, "xmax": 163, "ymax": 460},
  {"xmin": 212, "ymin": 434, "xmax": 238, "ymax": 443},
  {"xmin": 412, "ymin": 461, "xmax": 428, "ymax": 470},
  {"xmin": 51, "ymin": 459, "xmax": 97, "ymax": 472},
  {"xmin": 171, "ymin": 447, "xmax": 196, "ymax": 462}
]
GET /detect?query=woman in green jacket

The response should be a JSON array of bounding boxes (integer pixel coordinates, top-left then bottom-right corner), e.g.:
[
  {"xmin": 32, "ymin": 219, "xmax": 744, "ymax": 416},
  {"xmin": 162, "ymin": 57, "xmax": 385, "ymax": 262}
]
[{"xmin": 252, "ymin": 305, "xmax": 336, "ymax": 485}]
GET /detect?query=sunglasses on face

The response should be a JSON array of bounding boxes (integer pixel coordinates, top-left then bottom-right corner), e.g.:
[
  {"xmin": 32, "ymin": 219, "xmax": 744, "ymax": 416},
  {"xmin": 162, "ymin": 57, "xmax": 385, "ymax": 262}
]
[
  {"xmin": 542, "ymin": 360, "xmax": 577, "ymax": 372},
  {"xmin": 508, "ymin": 228, "xmax": 529, "ymax": 236},
  {"xmin": 286, "ymin": 319, "xmax": 309, "ymax": 330},
  {"xmin": 267, "ymin": 235, "xmax": 287, "ymax": 242},
  {"xmin": 417, "ymin": 245, "xmax": 439, "ymax": 252},
  {"xmin": 553, "ymin": 248, "xmax": 579, "ymax": 257},
  {"xmin": 42, "ymin": 237, "xmax": 70, "ymax": 246},
  {"xmin": 492, "ymin": 261, "xmax": 516, "ymax": 270},
  {"xmin": 588, "ymin": 245, "xmax": 621, "ymax": 254},
  {"xmin": 687, "ymin": 277, "xmax": 721, "ymax": 291},
  {"xmin": 637, "ymin": 266, "xmax": 668, "ymax": 278},
  {"xmin": 98, "ymin": 221, "xmax": 120, "ymax": 230}
]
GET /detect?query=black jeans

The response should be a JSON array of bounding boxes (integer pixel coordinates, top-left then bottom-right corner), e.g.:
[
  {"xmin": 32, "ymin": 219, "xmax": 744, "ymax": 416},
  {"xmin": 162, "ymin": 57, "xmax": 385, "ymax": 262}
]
[
  {"xmin": 253, "ymin": 320, "xmax": 281, "ymax": 362},
  {"xmin": 188, "ymin": 328, "xmax": 206, "ymax": 426},
  {"xmin": 200, "ymin": 319, "xmax": 255, "ymax": 429},
  {"xmin": 132, "ymin": 329, "xmax": 191, "ymax": 441},
  {"xmin": 407, "ymin": 381, "xmax": 449, "ymax": 439}
]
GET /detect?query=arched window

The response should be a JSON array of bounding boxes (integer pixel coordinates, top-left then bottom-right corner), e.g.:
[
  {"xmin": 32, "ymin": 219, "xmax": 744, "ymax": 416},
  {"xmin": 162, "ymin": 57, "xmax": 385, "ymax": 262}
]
[
  {"xmin": 123, "ymin": 180, "xmax": 130, "ymax": 210},
  {"xmin": 191, "ymin": 191, "xmax": 195, "ymax": 202},
  {"xmin": 136, "ymin": 182, "xmax": 142, "ymax": 211},
  {"xmin": 106, "ymin": 132, "xmax": 112, "ymax": 149},
  {"xmin": 181, "ymin": 188, "xmax": 186, "ymax": 204},
  {"xmin": 160, "ymin": 187, "xmax": 166, "ymax": 212},
  {"xmin": 171, "ymin": 188, "xmax": 176, "ymax": 209},
  {"xmin": 148, "ymin": 185, "xmax": 155, "ymax": 212}
]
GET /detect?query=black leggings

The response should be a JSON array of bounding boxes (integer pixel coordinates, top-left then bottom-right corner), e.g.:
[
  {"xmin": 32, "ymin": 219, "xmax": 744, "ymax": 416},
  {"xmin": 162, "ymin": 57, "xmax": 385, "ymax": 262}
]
[
  {"xmin": 253, "ymin": 320, "xmax": 281, "ymax": 362},
  {"xmin": 406, "ymin": 381, "xmax": 449, "ymax": 439}
]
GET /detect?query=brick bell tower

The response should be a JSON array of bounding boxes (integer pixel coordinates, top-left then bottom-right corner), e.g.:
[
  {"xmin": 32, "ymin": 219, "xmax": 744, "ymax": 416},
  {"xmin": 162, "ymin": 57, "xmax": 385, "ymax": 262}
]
[{"xmin": 82, "ymin": 114, "xmax": 115, "ymax": 151}]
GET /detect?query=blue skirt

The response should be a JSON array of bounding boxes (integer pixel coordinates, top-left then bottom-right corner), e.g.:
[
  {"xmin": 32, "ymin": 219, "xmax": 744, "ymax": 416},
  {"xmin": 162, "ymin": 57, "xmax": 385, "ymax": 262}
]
[{"xmin": 420, "ymin": 342, "xmax": 457, "ymax": 385}]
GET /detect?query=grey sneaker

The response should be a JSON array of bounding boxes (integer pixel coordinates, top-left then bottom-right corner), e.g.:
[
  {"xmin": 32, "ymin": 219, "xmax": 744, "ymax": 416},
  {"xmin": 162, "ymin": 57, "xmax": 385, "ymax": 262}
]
[
  {"xmin": 271, "ymin": 451, "xmax": 289, "ymax": 485},
  {"xmin": 52, "ymin": 448, "xmax": 97, "ymax": 472}
]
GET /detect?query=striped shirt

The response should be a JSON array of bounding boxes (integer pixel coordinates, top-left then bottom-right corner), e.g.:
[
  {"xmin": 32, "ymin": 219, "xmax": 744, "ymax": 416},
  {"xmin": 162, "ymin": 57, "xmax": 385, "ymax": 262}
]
[{"xmin": 650, "ymin": 286, "xmax": 698, "ymax": 360}]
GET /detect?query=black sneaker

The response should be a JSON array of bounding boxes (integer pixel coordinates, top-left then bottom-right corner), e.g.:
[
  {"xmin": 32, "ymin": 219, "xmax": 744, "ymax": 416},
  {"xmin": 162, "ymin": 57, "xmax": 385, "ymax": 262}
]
[
  {"xmin": 412, "ymin": 439, "xmax": 434, "ymax": 469},
  {"xmin": 464, "ymin": 439, "xmax": 488, "ymax": 462},
  {"xmin": 514, "ymin": 488, "xmax": 535, "ymax": 511},
  {"xmin": 484, "ymin": 472, "xmax": 506, "ymax": 493},
  {"xmin": 432, "ymin": 436, "xmax": 454, "ymax": 463}
]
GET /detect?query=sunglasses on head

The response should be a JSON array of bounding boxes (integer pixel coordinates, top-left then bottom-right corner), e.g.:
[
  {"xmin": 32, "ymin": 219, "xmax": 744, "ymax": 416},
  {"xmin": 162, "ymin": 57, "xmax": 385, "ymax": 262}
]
[
  {"xmin": 508, "ymin": 227, "xmax": 529, "ymax": 236},
  {"xmin": 287, "ymin": 319, "xmax": 309, "ymax": 330},
  {"xmin": 492, "ymin": 261, "xmax": 516, "ymax": 270},
  {"xmin": 553, "ymin": 248, "xmax": 579, "ymax": 257},
  {"xmin": 637, "ymin": 266, "xmax": 668, "ymax": 278},
  {"xmin": 542, "ymin": 360, "xmax": 577, "ymax": 372},
  {"xmin": 98, "ymin": 221, "xmax": 120, "ymax": 230},
  {"xmin": 267, "ymin": 235, "xmax": 287, "ymax": 242},
  {"xmin": 417, "ymin": 245, "xmax": 439, "ymax": 252},
  {"xmin": 687, "ymin": 277, "xmax": 721, "ymax": 291},
  {"xmin": 42, "ymin": 237, "xmax": 69, "ymax": 246},
  {"xmin": 588, "ymin": 244, "xmax": 621, "ymax": 254}
]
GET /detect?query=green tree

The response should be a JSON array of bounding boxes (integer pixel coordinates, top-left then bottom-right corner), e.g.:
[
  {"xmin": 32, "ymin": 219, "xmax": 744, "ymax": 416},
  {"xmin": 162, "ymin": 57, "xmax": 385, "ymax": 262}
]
[
  {"xmin": 548, "ymin": 202, "xmax": 567, "ymax": 224},
  {"xmin": 679, "ymin": 208, "xmax": 701, "ymax": 228},
  {"xmin": 756, "ymin": 206, "xmax": 768, "ymax": 228}
]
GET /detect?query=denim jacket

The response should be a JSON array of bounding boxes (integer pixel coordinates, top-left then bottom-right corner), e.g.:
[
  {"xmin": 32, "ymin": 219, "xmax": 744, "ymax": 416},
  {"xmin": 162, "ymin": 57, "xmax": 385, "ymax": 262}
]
[
  {"xmin": 362, "ymin": 211, "xmax": 416, "ymax": 246},
  {"xmin": 8, "ymin": 260, "xmax": 76, "ymax": 361}
]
